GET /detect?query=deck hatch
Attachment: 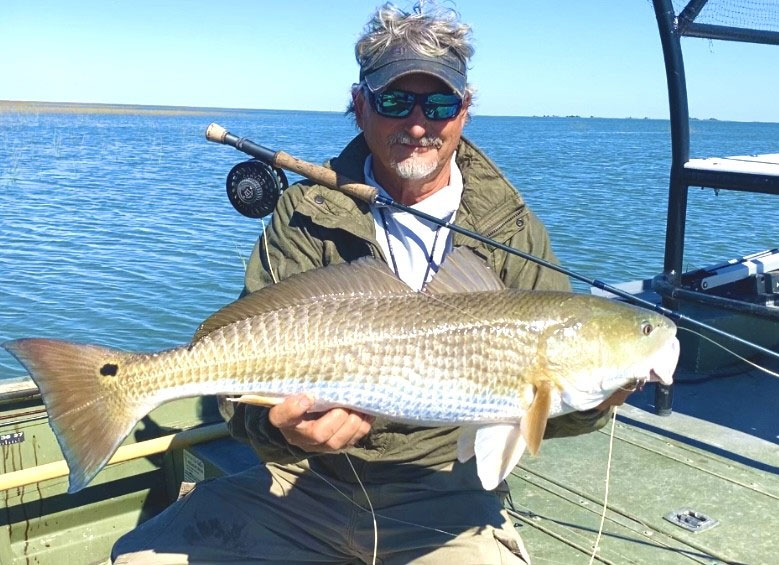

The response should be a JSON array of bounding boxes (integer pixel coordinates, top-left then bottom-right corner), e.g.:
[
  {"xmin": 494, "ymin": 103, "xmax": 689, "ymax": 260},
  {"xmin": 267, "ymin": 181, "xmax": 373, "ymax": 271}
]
[{"xmin": 664, "ymin": 508, "xmax": 719, "ymax": 533}]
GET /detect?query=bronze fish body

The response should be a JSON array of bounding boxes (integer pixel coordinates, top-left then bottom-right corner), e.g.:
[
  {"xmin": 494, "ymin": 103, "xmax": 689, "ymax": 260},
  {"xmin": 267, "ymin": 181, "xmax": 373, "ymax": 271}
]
[{"xmin": 3, "ymin": 249, "xmax": 679, "ymax": 492}]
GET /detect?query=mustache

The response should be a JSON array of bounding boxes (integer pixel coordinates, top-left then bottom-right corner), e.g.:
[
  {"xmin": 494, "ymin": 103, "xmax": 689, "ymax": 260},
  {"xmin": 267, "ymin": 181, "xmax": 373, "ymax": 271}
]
[{"xmin": 387, "ymin": 132, "xmax": 443, "ymax": 149}]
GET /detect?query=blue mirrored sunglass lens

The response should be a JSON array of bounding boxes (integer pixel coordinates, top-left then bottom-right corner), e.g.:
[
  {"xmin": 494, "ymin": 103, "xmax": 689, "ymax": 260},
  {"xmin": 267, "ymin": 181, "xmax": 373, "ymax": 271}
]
[
  {"xmin": 374, "ymin": 91, "xmax": 415, "ymax": 116},
  {"xmin": 424, "ymin": 103, "xmax": 461, "ymax": 120},
  {"xmin": 422, "ymin": 93, "xmax": 461, "ymax": 119},
  {"xmin": 373, "ymin": 90, "xmax": 462, "ymax": 120},
  {"xmin": 425, "ymin": 93, "xmax": 462, "ymax": 105}
]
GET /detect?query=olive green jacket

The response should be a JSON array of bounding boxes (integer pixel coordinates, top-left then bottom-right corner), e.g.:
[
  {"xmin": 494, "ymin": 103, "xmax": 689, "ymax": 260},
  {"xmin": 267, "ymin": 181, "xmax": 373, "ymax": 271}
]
[{"xmin": 229, "ymin": 134, "xmax": 611, "ymax": 483}]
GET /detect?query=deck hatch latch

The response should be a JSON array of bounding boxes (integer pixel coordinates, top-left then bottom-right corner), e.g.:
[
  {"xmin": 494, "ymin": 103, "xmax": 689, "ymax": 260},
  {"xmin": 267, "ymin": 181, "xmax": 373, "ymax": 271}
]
[{"xmin": 664, "ymin": 508, "xmax": 719, "ymax": 533}]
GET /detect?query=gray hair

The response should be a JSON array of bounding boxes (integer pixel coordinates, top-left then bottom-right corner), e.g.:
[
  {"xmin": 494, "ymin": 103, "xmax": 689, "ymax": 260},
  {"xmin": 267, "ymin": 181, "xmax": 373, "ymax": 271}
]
[
  {"xmin": 356, "ymin": 2, "xmax": 475, "ymax": 69},
  {"xmin": 346, "ymin": 1, "xmax": 476, "ymax": 115}
]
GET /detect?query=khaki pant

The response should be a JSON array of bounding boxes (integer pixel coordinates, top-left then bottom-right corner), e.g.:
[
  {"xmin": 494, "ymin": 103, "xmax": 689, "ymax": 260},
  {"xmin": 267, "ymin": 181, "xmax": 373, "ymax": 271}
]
[{"xmin": 112, "ymin": 459, "xmax": 529, "ymax": 564}]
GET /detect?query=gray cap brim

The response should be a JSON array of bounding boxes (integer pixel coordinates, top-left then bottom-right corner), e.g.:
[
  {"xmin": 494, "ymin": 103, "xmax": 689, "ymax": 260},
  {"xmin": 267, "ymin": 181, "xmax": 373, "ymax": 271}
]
[{"xmin": 360, "ymin": 46, "xmax": 467, "ymax": 97}]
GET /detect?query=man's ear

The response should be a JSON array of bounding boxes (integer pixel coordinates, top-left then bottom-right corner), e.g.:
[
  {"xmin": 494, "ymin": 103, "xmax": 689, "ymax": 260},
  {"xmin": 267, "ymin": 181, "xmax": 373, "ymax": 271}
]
[
  {"xmin": 353, "ymin": 88, "xmax": 366, "ymax": 129},
  {"xmin": 461, "ymin": 92, "xmax": 472, "ymax": 123},
  {"xmin": 462, "ymin": 92, "xmax": 472, "ymax": 113}
]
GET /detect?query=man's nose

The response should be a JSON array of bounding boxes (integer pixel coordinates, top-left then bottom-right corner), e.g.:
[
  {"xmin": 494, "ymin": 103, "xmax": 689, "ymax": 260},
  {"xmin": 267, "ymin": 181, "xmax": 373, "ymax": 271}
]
[{"xmin": 403, "ymin": 104, "xmax": 429, "ymax": 138}]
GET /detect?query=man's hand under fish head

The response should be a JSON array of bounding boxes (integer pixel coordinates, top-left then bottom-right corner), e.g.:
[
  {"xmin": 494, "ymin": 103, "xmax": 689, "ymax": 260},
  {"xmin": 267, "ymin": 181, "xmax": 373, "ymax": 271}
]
[
  {"xmin": 269, "ymin": 394, "xmax": 375, "ymax": 453},
  {"xmin": 595, "ymin": 387, "xmax": 637, "ymax": 411}
]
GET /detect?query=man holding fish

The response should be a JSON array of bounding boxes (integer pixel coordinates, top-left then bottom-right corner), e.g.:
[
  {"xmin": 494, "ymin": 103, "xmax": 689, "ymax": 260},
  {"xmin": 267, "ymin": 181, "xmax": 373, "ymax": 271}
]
[
  {"xmin": 110, "ymin": 3, "xmax": 644, "ymax": 563},
  {"xmin": 0, "ymin": 2, "xmax": 666, "ymax": 563}
]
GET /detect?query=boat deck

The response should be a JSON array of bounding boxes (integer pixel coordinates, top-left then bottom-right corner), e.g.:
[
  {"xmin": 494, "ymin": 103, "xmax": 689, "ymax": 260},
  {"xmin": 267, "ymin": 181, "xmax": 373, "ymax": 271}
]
[
  {"xmin": 685, "ymin": 153, "xmax": 779, "ymax": 177},
  {"xmin": 509, "ymin": 363, "xmax": 778, "ymax": 565}
]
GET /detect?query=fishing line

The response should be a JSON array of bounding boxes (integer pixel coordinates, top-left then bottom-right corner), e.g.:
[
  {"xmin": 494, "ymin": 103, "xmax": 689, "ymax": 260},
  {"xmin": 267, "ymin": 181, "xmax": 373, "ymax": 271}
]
[
  {"xmin": 589, "ymin": 406, "xmax": 618, "ymax": 565},
  {"xmin": 261, "ymin": 223, "xmax": 279, "ymax": 284},
  {"xmin": 344, "ymin": 453, "xmax": 378, "ymax": 565},
  {"xmin": 263, "ymin": 231, "xmax": 380, "ymax": 562},
  {"xmin": 205, "ymin": 123, "xmax": 779, "ymax": 366},
  {"xmin": 306, "ymin": 460, "xmax": 459, "ymax": 538},
  {"xmin": 504, "ymin": 506, "xmax": 610, "ymax": 565},
  {"xmin": 677, "ymin": 327, "xmax": 779, "ymax": 378},
  {"xmin": 232, "ymin": 240, "xmax": 248, "ymax": 271}
]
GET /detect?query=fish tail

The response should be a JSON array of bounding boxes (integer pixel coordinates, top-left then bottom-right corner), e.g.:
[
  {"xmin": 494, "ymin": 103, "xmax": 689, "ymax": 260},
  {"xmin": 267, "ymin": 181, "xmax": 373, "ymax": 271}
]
[{"xmin": 3, "ymin": 338, "xmax": 148, "ymax": 493}]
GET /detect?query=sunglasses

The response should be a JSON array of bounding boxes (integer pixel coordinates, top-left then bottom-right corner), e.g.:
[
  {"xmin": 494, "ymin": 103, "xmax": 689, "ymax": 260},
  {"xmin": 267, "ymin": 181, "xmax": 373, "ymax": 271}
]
[{"xmin": 369, "ymin": 89, "xmax": 463, "ymax": 121}]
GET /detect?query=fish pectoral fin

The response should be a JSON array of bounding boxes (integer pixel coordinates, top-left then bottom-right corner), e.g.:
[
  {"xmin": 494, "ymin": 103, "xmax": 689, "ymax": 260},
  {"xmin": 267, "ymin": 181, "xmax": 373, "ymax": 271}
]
[
  {"xmin": 472, "ymin": 424, "xmax": 527, "ymax": 490},
  {"xmin": 456, "ymin": 426, "xmax": 478, "ymax": 463},
  {"xmin": 521, "ymin": 381, "xmax": 552, "ymax": 455}
]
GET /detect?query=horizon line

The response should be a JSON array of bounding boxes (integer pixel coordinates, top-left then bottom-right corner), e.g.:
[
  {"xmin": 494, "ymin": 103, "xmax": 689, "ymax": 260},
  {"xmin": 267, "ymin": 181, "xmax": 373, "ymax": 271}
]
[{"xmin": 1, "ymin": 99, "xmax": 777, "ymax": 125}]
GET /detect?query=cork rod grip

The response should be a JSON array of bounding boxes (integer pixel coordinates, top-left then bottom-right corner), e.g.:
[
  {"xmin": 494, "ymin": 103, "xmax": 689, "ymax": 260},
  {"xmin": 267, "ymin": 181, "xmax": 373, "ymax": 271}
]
[
  {"xmin": 205, "ymin": 122, "xmax": 228, "ymax": 144},
  {"xmin": 273, "ymin": 151, "xmax": 379, "ymax": 205}
]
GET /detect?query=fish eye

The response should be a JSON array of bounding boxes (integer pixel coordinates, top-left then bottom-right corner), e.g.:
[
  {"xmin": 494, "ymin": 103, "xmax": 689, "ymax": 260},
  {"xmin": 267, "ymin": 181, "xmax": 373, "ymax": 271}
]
[{"xmin": 641, "ymin": 322, "xmax": 654, "ymax": 336}]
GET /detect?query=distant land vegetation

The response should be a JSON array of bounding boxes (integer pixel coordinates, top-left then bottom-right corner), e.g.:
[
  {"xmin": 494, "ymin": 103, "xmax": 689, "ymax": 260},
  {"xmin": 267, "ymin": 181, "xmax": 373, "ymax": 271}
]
[
  {"xmin": 1, "ymin": 100, "xmax": 729, "ymax": 122},
  {"xmin": 0, "ymin": 100, "xmax": 218, "ymax": 116}
]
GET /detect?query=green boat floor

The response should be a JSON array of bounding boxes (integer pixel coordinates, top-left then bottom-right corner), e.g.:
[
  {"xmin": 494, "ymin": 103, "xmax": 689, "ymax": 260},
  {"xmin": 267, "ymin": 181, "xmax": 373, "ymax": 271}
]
[
  {"xmin": 508, "ymin": 412, "xmax": 779, "ymax": 565},
  {"xmin": 0, "ymin": 397, "xmax": 219, "ymax": 565}
]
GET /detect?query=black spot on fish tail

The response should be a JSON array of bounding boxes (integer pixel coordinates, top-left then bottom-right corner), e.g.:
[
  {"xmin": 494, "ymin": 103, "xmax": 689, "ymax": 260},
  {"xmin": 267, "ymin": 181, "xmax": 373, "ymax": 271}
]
[{"xmin": 100, "ymin": 363, "xmax": 118, "ymax": 377}]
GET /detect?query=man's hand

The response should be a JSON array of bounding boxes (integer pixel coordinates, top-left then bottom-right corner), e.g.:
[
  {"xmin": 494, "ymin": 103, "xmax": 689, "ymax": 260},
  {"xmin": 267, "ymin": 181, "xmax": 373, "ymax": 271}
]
[
  {"xmin": 268, "ymin": 394, "xmax": 374, "ymax": 453},
  {"xmin": 595, "ymin": 386, "xmax": 638, "ymax": 412}
]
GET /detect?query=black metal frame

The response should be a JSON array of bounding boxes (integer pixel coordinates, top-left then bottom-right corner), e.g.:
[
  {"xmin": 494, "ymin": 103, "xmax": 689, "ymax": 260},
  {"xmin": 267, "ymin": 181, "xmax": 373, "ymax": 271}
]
[{"xmin": 651, "ymin": 0, "xmax": 779, "ymax": 413}]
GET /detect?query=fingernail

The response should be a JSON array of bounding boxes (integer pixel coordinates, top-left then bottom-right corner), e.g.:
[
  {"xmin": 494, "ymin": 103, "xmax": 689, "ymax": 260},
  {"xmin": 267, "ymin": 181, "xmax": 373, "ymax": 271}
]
[{"xmin": 297, "ymin": 395, "xmax": 313, "ymax": 409}]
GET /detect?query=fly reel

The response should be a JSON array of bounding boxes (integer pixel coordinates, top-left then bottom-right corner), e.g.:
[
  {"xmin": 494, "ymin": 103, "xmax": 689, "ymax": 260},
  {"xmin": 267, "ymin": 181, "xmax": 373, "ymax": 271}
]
[{"xmin": 226, "ymin": 159, "xmax": 288, "ymax": 218}]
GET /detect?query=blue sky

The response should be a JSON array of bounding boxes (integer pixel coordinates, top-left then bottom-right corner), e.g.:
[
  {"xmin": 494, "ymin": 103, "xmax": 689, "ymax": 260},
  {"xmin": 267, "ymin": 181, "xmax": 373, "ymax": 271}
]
[{"xmin": 1, "ymin": 0, "xmax": 777, "ymax": 121}]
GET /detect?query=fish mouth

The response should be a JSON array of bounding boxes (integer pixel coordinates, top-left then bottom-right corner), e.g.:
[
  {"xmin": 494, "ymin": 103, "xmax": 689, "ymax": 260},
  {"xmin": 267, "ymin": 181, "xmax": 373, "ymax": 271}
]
[
  {"xmin": 649, "ymin": 369, "xmax": 665, "ymax": 384},
  {"xmin": 648, "ymin": 337, "xmax": 680, "ymax": 386}
]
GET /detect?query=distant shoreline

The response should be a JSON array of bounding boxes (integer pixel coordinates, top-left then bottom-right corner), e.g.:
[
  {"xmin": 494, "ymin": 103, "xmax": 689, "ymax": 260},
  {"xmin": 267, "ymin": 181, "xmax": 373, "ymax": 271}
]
[
  {"xmin": 0, "ymin": 100, "xmax": 345, "ymax": 117},
  {"xmin": 2, "ymin": 100, "xmax": 775, "ymax": 124},
  {"xmin": 0, "ymin": 100, "xmax": 341, "ymax": 116},
  {"xmin": 0, "ymin": 100, "xmax": 242, "ymax": 116},
  {"xmin": 0, "ymin": 99, "xmax": 667, "ymax": 120}
]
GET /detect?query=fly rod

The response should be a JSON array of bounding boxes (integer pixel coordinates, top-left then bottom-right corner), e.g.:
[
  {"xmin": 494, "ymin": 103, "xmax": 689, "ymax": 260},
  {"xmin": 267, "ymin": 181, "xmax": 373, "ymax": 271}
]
[{"xmin": 205, "ymin": 123, "xmax": 779, "ymax": 363}]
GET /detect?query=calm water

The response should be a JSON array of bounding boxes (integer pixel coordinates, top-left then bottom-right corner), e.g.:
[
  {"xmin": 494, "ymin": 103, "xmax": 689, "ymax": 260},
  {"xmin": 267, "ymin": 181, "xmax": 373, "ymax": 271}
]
[{"xmin": 1, "ymin": 108, "xmax": 777, "ymax": 379}]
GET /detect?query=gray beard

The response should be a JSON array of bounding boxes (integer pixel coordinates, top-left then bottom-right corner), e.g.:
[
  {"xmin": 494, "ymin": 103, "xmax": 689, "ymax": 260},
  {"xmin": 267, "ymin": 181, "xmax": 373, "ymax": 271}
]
[
  {"xmin": 387, "ymin": 133, "xmax": 444, "ymax": 180},
  {"xmin": 393, "ymin": 155, "xmax": 440, "ymax": 179}
]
